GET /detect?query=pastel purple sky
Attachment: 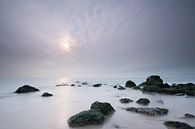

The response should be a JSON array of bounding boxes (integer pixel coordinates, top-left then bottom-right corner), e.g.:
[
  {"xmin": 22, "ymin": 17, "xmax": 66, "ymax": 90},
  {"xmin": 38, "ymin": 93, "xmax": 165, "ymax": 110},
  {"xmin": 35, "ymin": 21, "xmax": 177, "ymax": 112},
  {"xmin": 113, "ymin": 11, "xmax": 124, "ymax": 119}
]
[{"xmin": 0, "ymin": 0, "xmax": 194, "ymax": 78}]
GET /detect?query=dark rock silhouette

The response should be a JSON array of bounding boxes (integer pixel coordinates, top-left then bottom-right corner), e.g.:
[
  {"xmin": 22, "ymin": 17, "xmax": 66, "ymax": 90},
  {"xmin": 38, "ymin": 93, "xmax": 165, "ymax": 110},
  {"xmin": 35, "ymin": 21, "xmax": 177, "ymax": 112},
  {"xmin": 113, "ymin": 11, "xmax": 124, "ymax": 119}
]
[{"xmin": 15, "ymin": 85, "xmax": 39, "ymax": 93}]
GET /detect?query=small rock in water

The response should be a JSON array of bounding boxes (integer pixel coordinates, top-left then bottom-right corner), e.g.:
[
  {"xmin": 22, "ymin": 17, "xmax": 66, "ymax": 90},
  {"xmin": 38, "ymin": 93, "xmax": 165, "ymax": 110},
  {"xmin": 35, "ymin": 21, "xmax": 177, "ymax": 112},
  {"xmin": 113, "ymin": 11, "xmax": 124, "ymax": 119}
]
[
  {"xmin": 82, "ymin": 82, "xmax": 88, "ymax": 85},
  {"xmin": 118, "ymin": 86, "xmax": 126, "ymax": 90},
  {"xmin": 136, "ymin": 98, "xmax": 150, "ymax": 105},
  {"xmin": 71, "ymin": 84, "xmax": 75, "ymax": 86},
  {"xmin": 90, "ymin": 101, "xmax": 115, "ymax": 115},
  {"xmin": 42, "ymin": 92, "xmax": 53, "ymax": 97},
  {"xmin": 15, "ymin": 85, "xmax": 39, "ymax": 93},
  {"xmin": 93, "ymin": 83, "xmax": 102, "ymax": 87},
  {"xmin": 68, "ymin": 110, "xmax": 104, "ymax": 127},
  {"xmin": 181, "ymin": 113, "xmax": 195, "ymax": 119},
  {"xmin": 125, "ymin": 107, "xmax": 168, "ymax": 116},
  {"xmin": 164, "ymin": 121, "xmax": 194, "ymax": 129},
  {"xmin": 56, "ymin": 83, "xmax": 69, "ymax": 86},
  {"xmin": 119, "ymin": 98, "xmax": 133, "ymax": 103},
  {"xmin": 113, "ymin": 85, "xmax": 117, "ymax": 88}
]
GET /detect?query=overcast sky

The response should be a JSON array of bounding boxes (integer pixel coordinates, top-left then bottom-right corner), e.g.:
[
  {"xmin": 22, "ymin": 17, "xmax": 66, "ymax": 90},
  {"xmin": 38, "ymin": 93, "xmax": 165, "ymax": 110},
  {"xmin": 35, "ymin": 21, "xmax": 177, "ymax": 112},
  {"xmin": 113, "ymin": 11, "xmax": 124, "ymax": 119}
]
[{"xmin": 0, "ymin": 0, "xmax": 194, "ymax": 78}]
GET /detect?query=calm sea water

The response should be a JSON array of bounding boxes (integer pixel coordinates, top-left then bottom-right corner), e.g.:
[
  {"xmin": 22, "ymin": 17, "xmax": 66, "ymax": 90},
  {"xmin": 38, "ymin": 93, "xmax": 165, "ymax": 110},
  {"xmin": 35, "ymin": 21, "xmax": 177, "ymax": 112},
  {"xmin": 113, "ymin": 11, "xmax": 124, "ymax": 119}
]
[{"xmin": 0, "ymin": 78, "xmax": 195, "ymax": 129}]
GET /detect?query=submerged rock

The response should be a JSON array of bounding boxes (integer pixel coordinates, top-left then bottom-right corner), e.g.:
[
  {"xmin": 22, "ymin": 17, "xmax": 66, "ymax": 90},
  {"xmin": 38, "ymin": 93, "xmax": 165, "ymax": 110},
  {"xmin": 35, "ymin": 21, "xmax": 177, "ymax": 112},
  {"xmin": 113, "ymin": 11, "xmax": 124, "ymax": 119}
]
[
  {"xmin": 125, "ymin": 80, "xmax": 136, "ymax": 88},
  {"xmin": 42, "ymin": 92, "xmax": 53, "ymax": 97},
  {"xmin": 164, "ymin": 121, "xmax": 194, "ymax": 129},
  {"xmin": 118, "ymin": 86, "xmax": 126, "ymax": 90},
  {"xmin": 90, "ymin": 101, "xmax": 115, "ymax": 115},
  {"xmin": 82, "ymin": 82, "xmax": 88, "ymax": 85},
  {"xmin": 119, "ymin": 98, "xmax": 133, "ymax": 103},
  {"xmin": 68, "ymin": 110, "xmax": 104, "ymax": 127},
  {"xmin": 15, "ymin": 85, "xmax": 39, "ymax": 93},
  {"xmin": 132, "ymin": 86, "xmax": 141, "ymax": 90},
  {"xmin": 56, "ymin": 83, "xmax": 69, "ymax": 86},
  {"xmin": 136, "ymin": 98, "xmax": 150, "ymax": 105},
  {"xmin": 125, "ymin": 107, "xmax": 168, "ymax": 116},
  {"xmin": 93, "ymin": 84, "xmax": 102, "ymax": 87}
]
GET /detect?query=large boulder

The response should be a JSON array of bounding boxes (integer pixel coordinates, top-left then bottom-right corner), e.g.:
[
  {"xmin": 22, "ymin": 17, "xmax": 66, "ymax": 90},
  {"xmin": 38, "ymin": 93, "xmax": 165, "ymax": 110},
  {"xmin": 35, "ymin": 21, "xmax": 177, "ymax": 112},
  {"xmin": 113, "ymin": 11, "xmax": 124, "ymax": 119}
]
[
  {"xmin": 146, "ymin": 75, "xmax": 163, "ymax": 85},
  {"xmin": 15, "ymin": 85, "xmax": 39, "ymax": 93},
  {"xmin": 125, "ymin": 107, "xmax": 168, "ymax": 116},
  {"xmin": 125, "ymin": 80, "xmax": 136, "ymax": 88},
  {"xmin": 42, "ymin": 92, "xmax": 53, "ymax": 97},
  {"xmin": 68, "ymin": 110, "xmax": 104, "ymax": 127},
  {"xmin": 136, "ymin": 98, "xmax": 150, "ymax": 105},
  {"xmin": 164, "ymin": 121, "xmax": 194, "ymax": 129},
  {"xmin": 90, "ymin": 101, "xmax": 115, "ymax": 115}
]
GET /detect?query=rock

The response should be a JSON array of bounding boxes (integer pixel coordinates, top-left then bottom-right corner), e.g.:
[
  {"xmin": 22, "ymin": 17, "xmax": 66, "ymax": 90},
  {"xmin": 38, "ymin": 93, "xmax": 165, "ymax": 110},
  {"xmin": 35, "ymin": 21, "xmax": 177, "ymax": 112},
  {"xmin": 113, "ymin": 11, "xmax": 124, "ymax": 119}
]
[
  {"xmin": 90, "ymin": 101, "xmax": 115, "ymax": 115},
  {"xmin": 78, "ymin": 85, "xmax": 82, "ymax": 87},
  {"xmin": 113, "ymin": 85, "xmax": 117, "ymax": 88},
  {"xmin": 118, "ymin": 86, "xmax": 126, "ymax": 90},
  {"xmin": 71, "ymin": 84, "xmax": 75, "ymax": 86},
  {"xmin": 175, "ymin": 93, "xmax": 185, "ymax": 96},
  {"xmin": 56, "ymin": 83, "xmax": 69, "ymax": 86},
  {"xmin": 75, "ymin": 81, "xmax": 80, "ymax": 83},
  {"xmin": 136, "ymin": 98, "xmax": 150, "ymax": 105},
  {"xmin": 93, "ymin": 84, "xmax": 102, "ymax": 87},
  {"xmin": 68, "ymin": 110, "xmax": 104, "ymax": 127},
  {"xmin": 82, "ymin": 82, "xmax": 88, "ymax": 85},
  {"xmin": 146, "ymin": 75, "xmax": 163, "ymax": 85},
  {"xmin": 125, "ymin": 80, "xmax": 136, "ymax": 88},
  {"xmin": 119, "ymin": 98, "xmax": 133, "ymax": 103},
  {"xmin": 42, "ymin": 92, "xmax": 53, "ymax": 97},
  {"xmin": 182, "ymin": 113, "xmax": 195, "ymax": 119},
  {"xmin": 164, "ymin": 121, "xmax": 194, "ymax": 129},
  {"xmin": 157, "ymin": 100, "xmax": 164, "ymax": 104},
  {"xmin": 125, "ymin": 107, "xmax": 168, "ymax": 116},
  {"xmin": 15, "ymin": 85, "xmax": 39, "ymax": 93},
  {"xmin": 132, "ymin": 86, "xmax": 141, "ymax": 90}
]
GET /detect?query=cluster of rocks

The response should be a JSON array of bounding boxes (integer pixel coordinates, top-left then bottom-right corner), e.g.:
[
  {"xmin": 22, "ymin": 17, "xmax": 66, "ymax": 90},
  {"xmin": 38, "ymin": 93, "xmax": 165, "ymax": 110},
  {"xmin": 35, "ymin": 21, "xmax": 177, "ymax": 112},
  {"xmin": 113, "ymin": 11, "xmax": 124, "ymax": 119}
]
[
  {"xmin": 15, "ymin": 85, "xmax": 53, "ymax": 97},
  {"xmin": 139, "ymin": 75, "xmax": 195, "ymax": 96},
  {"xmin": 68, "ymin": 101, "xmax": 115, "ymax": 127}
]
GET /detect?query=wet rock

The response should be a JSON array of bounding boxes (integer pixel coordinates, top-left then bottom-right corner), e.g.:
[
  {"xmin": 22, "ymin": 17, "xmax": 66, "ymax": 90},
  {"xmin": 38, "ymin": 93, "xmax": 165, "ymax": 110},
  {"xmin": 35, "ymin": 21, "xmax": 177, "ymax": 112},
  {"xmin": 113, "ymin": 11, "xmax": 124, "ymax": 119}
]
[
  {"xmin": 15, "ymin": 85, "xmax": 39, "ymax": 93},
  {"xmin": 136, "ymin": 98, "xmax": 150, "ymax": 105},
  {"xmin": 42, "ymin": 92, "xmax": 53, "ymax": 97},
  {"xmin": 68, "ymin": 110, "xmax": 104, "ymax": 127},
  {"xmin": 125, "ymin": 80, "xmax": 136, "ymax": 88},
  {"xmin": 118, "ymin": 86, "xmax": 126, "ymax": 90},
  {"xmin": 93, "ymin": 84, "xmax": 102, "ymax": 87},
  {"xmin": 146, "ymin": 75, "xmax": 163, "ymax": 85},
  {"xmin": 164, "ymin": 121, "xmax": 194, "ymax": 129},
  {"xmin": 182, "ymin": 113, "xmax": 195, "ymax": 119},
  {"xmin": 119, "ymin": 98, "xmax": 133, "ymax": 103},
  {"xmin": 90, "ymin": 101, "xmax": 115, "ymax": 115},
  {"xmin": 125, "ymin": 107, "xmax": 168, "ymax": 116}
]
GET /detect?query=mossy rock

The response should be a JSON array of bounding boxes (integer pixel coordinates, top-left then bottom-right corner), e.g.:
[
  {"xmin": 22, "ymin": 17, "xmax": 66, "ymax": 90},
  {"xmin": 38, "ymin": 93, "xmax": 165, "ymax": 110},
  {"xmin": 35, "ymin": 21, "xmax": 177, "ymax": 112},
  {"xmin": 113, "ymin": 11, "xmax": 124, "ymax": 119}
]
[{"xmin": 90, "ymin": 101, "xmax": 115, "ymax": 115}]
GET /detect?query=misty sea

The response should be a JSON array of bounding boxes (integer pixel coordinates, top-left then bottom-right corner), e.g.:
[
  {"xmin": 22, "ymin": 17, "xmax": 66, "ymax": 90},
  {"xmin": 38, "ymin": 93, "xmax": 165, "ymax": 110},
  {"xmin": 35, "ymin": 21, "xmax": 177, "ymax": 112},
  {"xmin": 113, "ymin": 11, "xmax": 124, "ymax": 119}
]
[{"xmin": 0, "ymin": 78, "xmax": 195, "ymax": 129}]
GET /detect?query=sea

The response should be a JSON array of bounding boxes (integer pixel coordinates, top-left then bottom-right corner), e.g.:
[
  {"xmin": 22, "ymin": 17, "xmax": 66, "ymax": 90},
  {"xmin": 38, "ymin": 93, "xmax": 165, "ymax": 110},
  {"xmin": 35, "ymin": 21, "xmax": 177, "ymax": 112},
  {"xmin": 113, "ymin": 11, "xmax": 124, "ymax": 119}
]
[{"xmin": 0, "ymin": 77, "xmax": 195, "ymax": 129}]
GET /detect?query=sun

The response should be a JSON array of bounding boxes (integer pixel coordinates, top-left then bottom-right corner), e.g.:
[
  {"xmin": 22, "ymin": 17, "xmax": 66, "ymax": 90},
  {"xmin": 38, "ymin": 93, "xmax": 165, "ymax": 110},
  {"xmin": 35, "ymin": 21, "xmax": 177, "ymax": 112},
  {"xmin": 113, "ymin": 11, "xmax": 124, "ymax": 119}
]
[{"xmin": 62, "ymin": 41, "xmax": 72, "ymax": 52}]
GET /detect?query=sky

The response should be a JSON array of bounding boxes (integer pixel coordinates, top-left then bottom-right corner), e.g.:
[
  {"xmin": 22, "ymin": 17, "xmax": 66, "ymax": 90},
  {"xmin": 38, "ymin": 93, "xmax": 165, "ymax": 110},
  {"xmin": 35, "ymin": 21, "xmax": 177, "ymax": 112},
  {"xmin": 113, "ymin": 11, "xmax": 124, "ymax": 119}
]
[{"xmin": 0, "ymin": 0, "xmax": 194, "ymax": 78}]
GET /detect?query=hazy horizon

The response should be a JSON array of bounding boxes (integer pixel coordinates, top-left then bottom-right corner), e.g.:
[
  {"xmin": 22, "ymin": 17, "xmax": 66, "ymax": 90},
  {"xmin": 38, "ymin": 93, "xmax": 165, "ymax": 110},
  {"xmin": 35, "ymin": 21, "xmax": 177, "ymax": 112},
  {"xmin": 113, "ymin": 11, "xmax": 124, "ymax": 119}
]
[{"xmin": 0, "ymin": 0, "xmax": 194, "ymax": 78}]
